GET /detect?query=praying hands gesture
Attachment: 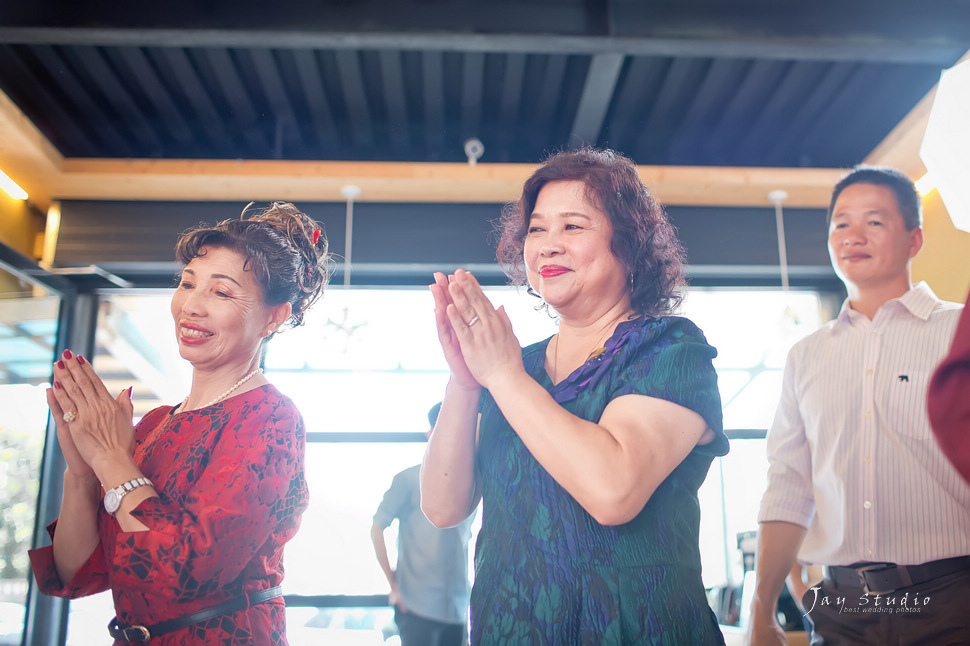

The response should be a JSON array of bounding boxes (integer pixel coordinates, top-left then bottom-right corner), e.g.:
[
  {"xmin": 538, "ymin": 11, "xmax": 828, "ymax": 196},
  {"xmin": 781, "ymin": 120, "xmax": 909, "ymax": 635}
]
[
  {"xmin": 430, "ymin": 269, "xmax": 525, "ymax": 391},
  {"xmin": 47, "ymin": 349, "xmax": 136, "ymax": 484}
]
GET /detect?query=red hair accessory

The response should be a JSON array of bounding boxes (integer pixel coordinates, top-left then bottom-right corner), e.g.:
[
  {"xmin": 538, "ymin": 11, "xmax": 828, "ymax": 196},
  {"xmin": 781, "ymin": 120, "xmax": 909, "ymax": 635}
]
[{"xmin": 312, "ymin": 228, "xmax": 322, "ymax": 245}]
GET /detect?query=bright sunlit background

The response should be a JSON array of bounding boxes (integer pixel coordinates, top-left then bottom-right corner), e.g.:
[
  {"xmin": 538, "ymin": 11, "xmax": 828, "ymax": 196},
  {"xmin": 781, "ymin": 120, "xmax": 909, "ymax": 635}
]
[{"xmin": 1, "ymin": 282, "xmax": 824, "ymax": 644}]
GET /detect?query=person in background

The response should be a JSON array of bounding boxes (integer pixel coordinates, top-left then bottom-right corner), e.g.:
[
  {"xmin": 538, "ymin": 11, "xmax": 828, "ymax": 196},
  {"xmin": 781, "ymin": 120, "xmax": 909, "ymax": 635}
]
[
  {"xmin": 748, "ymin": 167, "xmax": 970, "ymax": 645},
  {"xmin": 928, "ymin": 288, "xmax": 970, "ymax": 484},
  {"xmin": 30, "ymin": 202, "xmax": 330, "ymax": 644},
  {"xmin": 371, "ymin": 402, "xmax": 476, "ymax": 646},
  {"xmin": 421, "ymin": 148, "xmax": 728, "ymax": 644}
]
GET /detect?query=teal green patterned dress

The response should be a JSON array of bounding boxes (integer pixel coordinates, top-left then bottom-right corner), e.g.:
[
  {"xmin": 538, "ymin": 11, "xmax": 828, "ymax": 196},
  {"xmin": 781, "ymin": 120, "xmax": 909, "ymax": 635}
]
[{"xmin": 471, "ymin": 316, "xmax": 729, "ymax": 645}]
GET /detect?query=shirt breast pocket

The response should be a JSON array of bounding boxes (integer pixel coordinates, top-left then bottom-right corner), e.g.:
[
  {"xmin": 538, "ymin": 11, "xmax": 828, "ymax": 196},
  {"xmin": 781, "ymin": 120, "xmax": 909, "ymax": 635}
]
[{"xmin": 882, "ymin": 370, "xmax": 931, "ymax": 438}]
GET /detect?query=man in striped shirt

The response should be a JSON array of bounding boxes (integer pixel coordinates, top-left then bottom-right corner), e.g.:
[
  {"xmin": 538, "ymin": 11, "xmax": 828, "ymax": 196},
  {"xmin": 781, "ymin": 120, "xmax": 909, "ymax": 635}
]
[{"xmin": 748, "ymin": 166, "xmax": 970, "ymax": 645}]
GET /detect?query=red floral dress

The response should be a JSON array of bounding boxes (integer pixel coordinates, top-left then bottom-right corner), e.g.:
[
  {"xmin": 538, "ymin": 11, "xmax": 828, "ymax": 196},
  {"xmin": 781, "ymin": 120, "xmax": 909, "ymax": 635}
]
[{"xmin": 29, "ymin": 384, "xmax": 309, "ymax": 645}]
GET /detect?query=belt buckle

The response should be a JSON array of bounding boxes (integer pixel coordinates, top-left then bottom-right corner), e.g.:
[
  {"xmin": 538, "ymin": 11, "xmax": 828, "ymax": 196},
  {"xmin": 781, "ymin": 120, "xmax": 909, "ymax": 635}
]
[
  {"xmin": 124, "ymin": 625, "xmax": 151, "ymax": 641},
  {"xmin": 856, "ymin": 563, "xmax": 895, "ymax": 595}
]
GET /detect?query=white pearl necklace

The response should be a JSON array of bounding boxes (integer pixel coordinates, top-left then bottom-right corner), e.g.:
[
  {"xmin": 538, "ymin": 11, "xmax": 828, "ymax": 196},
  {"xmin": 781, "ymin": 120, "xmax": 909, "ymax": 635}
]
[{"xmin": 174, "ymin": 368, "xmax": 262, "ymax": 414}]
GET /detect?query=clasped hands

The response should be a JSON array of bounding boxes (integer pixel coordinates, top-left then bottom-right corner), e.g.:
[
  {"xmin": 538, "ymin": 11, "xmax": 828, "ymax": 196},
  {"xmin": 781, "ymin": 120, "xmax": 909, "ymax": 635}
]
[
  {"xmin": 430, "ymin": 269, "xmax": 525, "ymax": 390},
  {"xmin": 47, "ymin": 349, "xmax": 136, "ymax": 484}
]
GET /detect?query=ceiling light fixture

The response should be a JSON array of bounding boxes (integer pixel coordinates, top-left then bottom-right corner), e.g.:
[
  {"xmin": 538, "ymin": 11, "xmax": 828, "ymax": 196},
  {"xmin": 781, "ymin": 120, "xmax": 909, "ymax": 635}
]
[{"xmin": 0, "ymin": 169, "xmax": 28, "ymax": 200}]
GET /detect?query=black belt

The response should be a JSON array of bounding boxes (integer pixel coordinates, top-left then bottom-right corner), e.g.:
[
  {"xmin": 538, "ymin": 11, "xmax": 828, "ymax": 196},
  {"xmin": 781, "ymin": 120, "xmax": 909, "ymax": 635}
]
[
  {"xmin": 825, "ymin": 556, "xmax": 970, "ymax": 595},
  {"xmin": 107, "ymin": 585, "xmax": 282, "ymax": 642}
]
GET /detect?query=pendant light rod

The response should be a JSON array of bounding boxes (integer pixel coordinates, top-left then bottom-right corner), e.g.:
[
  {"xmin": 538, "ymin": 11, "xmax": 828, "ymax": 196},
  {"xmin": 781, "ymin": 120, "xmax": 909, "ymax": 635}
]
[
  {"xmin": 768, "ymin": 189, "xmax": 790, "ymax": 292},
  {"xmin": 341, "ymin": 184, "xmax": 361, "ymax": 288}
]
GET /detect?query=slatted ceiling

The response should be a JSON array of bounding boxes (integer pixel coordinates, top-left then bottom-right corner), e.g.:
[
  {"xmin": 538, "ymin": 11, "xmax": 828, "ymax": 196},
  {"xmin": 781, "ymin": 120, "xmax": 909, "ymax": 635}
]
[
  {"xmin": 664, "ymin": 58, "xmax": 740, "ymax": 164},
  {"xmin": 294, "ymin": 49, "xmax": 338, "ymax": 152},
  {"xmin": 761, "ymin": 62, "xmax": 848, "ymax": 166},
  {"xmin": 798, "ymin": 63, "xmax": 894, "ymax": 167},
  {"xmin": 0, "ymin": 31, "xmax": 963, "ymax": 169},
  {"xmin": 635, "ymin": 57, "xmax": 710, "ymax": 162},
  {"xmin": 31, "ymin": 44, "xmax": 135, "ymax": 157},
  {"xmin": 252, "ymin": 49, "xmax": 301, "ymax": 156},
  {"xmin": 379, "ymin": 49, "xmax": 409, "ymax": 150},
  {"xmin": 599, "ymin": 57, "xmax": 656, "ymax": 153},
  {"xmin": 570, "ymin": 52, "xmax": 624, "ymax": 146},
  {"xmin": 332, "ymin": 50, "xmax": 368, "ymax": 150},
  {"xmin": 459, "ymin": 51, "xmax": 484, "ymax": 139},
  {"xmin": 524, "ymin": 54, "xmax": 566, "ymax": 155},
  {"xmin": 496, "ymin": 52, "xmax": 527, "ymax": 158},
  {"xmin": 159, "ymin": 48, "xmax": 234, "ymax": 154},
  {"xmin": 107, "ymin": 48, "xmax": 180, "ymax": 152},
  {"xmin": 76, "ymin": 47, "xmax": 160, "ymax": 155},
  {"xmin": 815, "ymin": 63, "xmax": 938, "ymax": 168},
  {"xmin": 204, "ymin": 48, "xmax": 267, "ymax": 155},
  {"xmin": 701, "ymin": 60, "xmax": 790, "ymax": 165},
  {"xmin": 0, "ymin": 45, "xmax": 79, "ymax": 154},
  {"xmin": 732, "ymin": 60, "xmax": 820, "ymax": 166},
  {"xmin": 421, "ymin": 50, "xmax": 445, "ymax": 154}
]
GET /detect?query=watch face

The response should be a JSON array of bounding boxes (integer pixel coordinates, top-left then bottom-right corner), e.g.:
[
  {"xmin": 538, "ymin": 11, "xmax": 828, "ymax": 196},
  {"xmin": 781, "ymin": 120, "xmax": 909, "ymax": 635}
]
[{"xmin": 104, "ymin": 489, "xmax": 121, "ymax": 514}]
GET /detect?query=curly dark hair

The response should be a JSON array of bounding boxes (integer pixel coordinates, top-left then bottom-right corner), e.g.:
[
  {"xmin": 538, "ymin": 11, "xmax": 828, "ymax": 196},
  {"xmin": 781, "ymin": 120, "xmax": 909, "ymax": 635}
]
[
  {"xmin": 175, "ymin": 202, "xmax": 331, "ymax": 328},
  {"xmin": 496, "ymin": 148, "xmax": 686, "ymax": 317}
]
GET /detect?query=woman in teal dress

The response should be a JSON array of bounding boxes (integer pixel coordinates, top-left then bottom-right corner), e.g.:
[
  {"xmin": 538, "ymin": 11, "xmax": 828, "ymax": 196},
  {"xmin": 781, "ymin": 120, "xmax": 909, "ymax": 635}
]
[{"xmin": 422, "ymin": 148, "xmax": 729, "ymax": 644}]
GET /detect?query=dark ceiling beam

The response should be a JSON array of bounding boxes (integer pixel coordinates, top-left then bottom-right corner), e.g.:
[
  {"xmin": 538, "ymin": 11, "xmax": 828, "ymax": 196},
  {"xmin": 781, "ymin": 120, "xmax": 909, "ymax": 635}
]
[
  {"xmin": 28, "ymin": 44, "xmax": 134, "ymax": 156},
  {"xmin": 72, "ymin": 46, "xmax": 165, "ymax": 154},
  {"xmin": 249, "ymin": 48, "xmax": 302, "ymax": 158},
  {"xmin": 334, "ymin": 50, "xmax": 374, "ymax": 149},
  {"xmin": 497, "ymin": 53, "xmax": 527, "ymax": 160},
  {"xmin": 109, "ymin": 46, "xmax": 197, "ymax": 153},
  {"xmin": 0, "ymin": 44, "xmax": 98, "ymax": 154},
  {"xmin": 379, "ymin": 50, "xmax": 410, "ymax": 151},
  {"xmin": 202, "ymin": 48, "xmax": 271, "ymax": 154},
  {"xmin": 568, "ymin": 52, "xmax": 624, "ymax": 146},
  {"xmin": 292, "ymin": 49, "xmax": 339, "ymax": 154},
  {"xmin": 0, "ymin": 28, "xmax": 963, "ymax": 65},
  {"xmin": 528, "ymin": 55, "xmax": 568, "ymax": 153},
  {"xmin": 459, "ymin": 52, "xmax": 484, "ymax": 141},
  {"xmin": 422, "ymin": 51, "xmax": 445, "ymax": 155},
  {"xmin": 156, "ymin": 48, "xmax": 235, "ymax": 154}
]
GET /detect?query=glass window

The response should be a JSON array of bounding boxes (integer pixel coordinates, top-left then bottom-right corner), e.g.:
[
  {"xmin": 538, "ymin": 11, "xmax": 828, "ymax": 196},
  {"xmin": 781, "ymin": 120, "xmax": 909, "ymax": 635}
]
[
  {"xmin": 68, "ymin": 285, "xmax": 822, "ymax": 641},
  {"xmin": 683, "ymin": 288, "xmax": 822, "ymax": 588},
  {"xmin": 0, "ymin": 269, "xmax": 61, "ymax": 646}
]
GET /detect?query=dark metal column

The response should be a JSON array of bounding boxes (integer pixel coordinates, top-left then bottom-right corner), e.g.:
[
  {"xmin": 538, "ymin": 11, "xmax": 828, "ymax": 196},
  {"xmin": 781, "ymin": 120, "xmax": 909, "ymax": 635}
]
[{"xmin": 24, "ymin": 292, "xmax": 98, "ymax": 646}]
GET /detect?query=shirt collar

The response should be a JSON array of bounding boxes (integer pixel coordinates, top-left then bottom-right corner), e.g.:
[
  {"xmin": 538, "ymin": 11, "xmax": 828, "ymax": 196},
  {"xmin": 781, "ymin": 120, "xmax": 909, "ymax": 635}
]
[{"xmin": 836, "ymin": 281, "xmax": 940, "ymax": 325}]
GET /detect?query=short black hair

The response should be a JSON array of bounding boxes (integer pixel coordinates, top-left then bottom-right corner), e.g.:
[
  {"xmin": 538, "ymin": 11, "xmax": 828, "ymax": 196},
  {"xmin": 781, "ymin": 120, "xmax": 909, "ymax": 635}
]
[
  {"xmin": 427, "ymin": 402, "xmax": 442, "ymax": 428},
  {"xmin": 828, "ymin": 166, "xmax": 921, "ymax": 231}
]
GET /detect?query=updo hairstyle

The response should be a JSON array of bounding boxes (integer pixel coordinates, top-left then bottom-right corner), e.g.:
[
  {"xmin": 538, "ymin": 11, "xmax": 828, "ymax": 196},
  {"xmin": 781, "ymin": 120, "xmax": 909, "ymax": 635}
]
[
  {"xmin": 496, "ymin": 147, "xmax": 686, "ymax": 318},
  {"xmin": 175, "ymin": 202, "xmax": 331, "ymax": 327}
]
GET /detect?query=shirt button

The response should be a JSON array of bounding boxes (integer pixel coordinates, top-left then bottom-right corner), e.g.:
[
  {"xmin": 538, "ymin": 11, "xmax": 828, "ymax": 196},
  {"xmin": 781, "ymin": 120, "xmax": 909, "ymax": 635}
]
[
  {"xmin": 864, "ymin": 501, "xmax": 872, "ymax": 509},
  {"xmin": 864, "ymin": 456, "xmax": 871, "ymax": 463},
  {"xmin": 866, "ymin": 369, "xmax": 874, "ymax": 375},
  {"xmin": 865, "ymin": 411, "xmax": 873, "ymax": 418},
  {"xmin": 871, "ymin": 331, "xmax": 878, "ymax": 337},
  {"xmin": 867, "ymin": 549, "xmax": 873, "ymax": 557}
]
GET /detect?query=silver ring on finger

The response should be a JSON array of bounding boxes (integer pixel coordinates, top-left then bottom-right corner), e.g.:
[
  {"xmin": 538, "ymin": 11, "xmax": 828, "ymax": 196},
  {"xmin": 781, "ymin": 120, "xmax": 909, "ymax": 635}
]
[
  {"xmin": 467, "ymin": 315, "xmax": 480, "ymax": 327},
  {"xmin": 63, "ymin": 410, "xmax": 78, "ymax": 423}
]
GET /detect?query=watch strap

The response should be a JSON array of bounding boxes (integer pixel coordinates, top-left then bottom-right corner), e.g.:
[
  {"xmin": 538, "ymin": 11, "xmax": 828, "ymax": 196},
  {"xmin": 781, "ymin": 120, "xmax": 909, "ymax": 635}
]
[{"xmin": 105, "ymin": 477, "xmax": 153, "ymax": 514}]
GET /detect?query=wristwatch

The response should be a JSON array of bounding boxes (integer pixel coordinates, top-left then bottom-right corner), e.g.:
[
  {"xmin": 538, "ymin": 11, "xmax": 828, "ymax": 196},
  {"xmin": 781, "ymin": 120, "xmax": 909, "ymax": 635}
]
[{"xmin": 103, "ymin": 477, "xmax": 153, "ymax": 515}]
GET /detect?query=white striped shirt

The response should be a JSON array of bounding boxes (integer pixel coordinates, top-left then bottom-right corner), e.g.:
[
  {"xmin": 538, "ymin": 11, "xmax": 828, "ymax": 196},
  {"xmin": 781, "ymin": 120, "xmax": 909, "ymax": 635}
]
[{"xmin": 759, "ymin": 282, "xmax": 970, "ymax": 566}]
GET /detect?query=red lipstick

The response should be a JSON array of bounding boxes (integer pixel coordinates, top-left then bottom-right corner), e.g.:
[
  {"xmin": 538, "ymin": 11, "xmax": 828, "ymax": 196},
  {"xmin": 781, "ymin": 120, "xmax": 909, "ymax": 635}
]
[{"xmin": 539, "ymin": 266, "xmax": 570, "ymax": 278}]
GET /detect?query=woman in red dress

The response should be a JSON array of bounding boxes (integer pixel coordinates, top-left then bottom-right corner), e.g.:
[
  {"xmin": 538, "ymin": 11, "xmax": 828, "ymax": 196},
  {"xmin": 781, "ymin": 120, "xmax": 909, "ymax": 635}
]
[{"xmin": 29, "ymin": 202, "xmax": 330, "ymax": 644}]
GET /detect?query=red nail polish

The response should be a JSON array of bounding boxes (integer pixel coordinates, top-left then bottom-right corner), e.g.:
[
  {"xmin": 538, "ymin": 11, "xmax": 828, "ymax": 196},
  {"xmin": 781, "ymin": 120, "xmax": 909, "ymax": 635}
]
[
  {"xmin": 63, "ymin": 349, "xmax": 73, "ymax": 359},
  {"xmin": 77, "ymin": 355, "xmax": 86, "ymax": 365},
  {"xmin": 54, "ymin": 381, "xmax": 61, "ymax": 389},
  {"xmin": 56, "ymin": 361, "xmax": 65, "ymax": 369}
]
